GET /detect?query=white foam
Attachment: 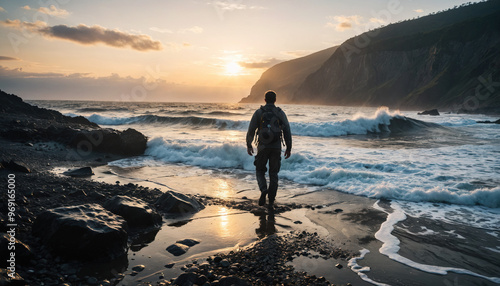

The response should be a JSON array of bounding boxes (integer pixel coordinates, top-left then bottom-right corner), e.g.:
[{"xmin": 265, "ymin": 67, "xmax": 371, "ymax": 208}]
[
  {"xmin": 348, "ymin": 249, "xmax": 391, "ymax": 286},
  {"xmin": 145, "ymin": 137, "xmax": 255, "ymax": 170},
  {"xmin": 374, "ymin": 200, "xmax": 500, "ymax": 283},
  {"xmin": 402, "ymin": 226, "xmax": 436, "ymax": 236},
  {"xmin": 291, "ymin": 107, "xmax": 403, "ymax": 137}
]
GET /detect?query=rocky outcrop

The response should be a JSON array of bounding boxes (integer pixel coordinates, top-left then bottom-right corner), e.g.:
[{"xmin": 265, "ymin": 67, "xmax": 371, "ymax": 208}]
[
  {"xmin": 63, "ymin": 166, "xmax": 94, "ymax": 177},
  {"xmin": 418, "ymin": 109, "xmax": 440, "ymax": 116},
  {"xmin": 0, "ymin": 90, "xmax": 148, "ymax": 156},
  {"xmin": 32, "ymin": 204, "xmax": 128, "ymax": 260},
  {"xmin": 103, "ymin": 195, "xmax": 162, "ymax": 228},
  {"xmin": 155, "ymin": 191, "xmax": 204, "ymax": 214}
]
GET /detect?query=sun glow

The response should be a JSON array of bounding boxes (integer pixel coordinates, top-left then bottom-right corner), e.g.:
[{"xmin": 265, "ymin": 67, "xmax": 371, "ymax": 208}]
[{"xmin": 224, "ymin": 61, "xmax": 243, "ymax": 76}]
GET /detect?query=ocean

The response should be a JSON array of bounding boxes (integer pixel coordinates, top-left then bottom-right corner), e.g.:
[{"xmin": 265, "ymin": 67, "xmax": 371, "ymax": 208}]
[{"xmin": 30, "ymin": 100, "xmax": 500, "ymax": 285}]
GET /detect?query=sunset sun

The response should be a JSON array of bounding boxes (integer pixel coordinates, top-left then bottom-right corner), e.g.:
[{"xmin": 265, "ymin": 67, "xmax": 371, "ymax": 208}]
[{"xmin": 224, "ymin": 61, "xmax": 243, "ymax": 76}]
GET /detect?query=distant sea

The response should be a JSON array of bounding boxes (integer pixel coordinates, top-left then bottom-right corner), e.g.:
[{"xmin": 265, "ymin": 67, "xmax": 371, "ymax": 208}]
[{"xmin": 30, "ymin": 100, "xmax": 500, "ymax": 284}]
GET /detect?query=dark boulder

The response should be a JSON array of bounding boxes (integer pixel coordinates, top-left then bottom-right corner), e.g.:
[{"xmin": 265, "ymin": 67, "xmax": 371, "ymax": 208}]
[
  {"xmin": 219, "ymin": 276, "xmax": 251, "ymax": 286},
  {"xmin": 103, "ymin": 195, "xmax": 162, "ymax": 228},
  {"xmin": 476, "ymin": 119, "xmax": 500, "ymax": 124},
  {"xmin": 63, "ymin": 167, "xmax": 94, "ymax": 177},
  {"xmin": 69, "ymin": 128, "xmax": 147, "ymax": 156},
  {"xmin": 417, "ymin": 109, "xmax": 440, "ymax": 116},
  {"xmin": 32, "ymin": 204, "xmax": 128, "ymax": 260},
  {"xmin": 155, "ymin": 191, "xmax": 205, "ymax": 214}
]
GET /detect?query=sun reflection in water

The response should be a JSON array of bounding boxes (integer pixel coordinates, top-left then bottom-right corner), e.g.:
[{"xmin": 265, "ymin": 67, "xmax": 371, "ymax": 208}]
[
  {"xmin": 215, "ymin": 179, "xmax": 234, "ymax": 199},
  {"xmin": 218, "ymin": 206, "xmax": 230, "ymax": 238}
]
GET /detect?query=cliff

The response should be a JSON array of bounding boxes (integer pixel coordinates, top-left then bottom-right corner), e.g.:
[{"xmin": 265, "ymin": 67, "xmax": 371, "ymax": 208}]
[
  {"xmin": 242, "ymin": 1, "xmax": 500, "ymax": 110},
  {"xmin": 239, "ymin": 46, "xmax": 338, "ymax": 103}
]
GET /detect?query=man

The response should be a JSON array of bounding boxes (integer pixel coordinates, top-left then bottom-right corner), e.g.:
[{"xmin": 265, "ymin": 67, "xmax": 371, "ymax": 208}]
[{"xmin": 246, "ymin": 90, "xmax": 292, "ymax": 211}]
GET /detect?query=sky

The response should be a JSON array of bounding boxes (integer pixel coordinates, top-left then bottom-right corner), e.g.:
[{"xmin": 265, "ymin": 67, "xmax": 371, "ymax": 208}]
[{"xmin": 0, "ymin": 0, "xmax": 473, "ymax": 103}]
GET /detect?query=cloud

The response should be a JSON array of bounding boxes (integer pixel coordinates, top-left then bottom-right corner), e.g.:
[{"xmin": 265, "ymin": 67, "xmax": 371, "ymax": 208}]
[
  {"xmin": 369, "ymin": 17, "xmax": 385, "ymax": 24},
  {"xmin": 326, "ymin": 15, "xmax": 363, "ymax": 31},
  {"xmin": 150, "ymin": 27, "xmax": 173, "ymax": 34},
  {"xmin": 0, "ymin": 20, "xmax": 163, "ymax": 51},
  {"xmin": 178, "ymin": 26, "xmax": 203, "ymax": 34},
  {"xmin": 20, "ymin": 5, "xmax": 70, "ymax": 17},
  {"xmin": 0, "ymin": 7, "xmax": 5, "ymax": 12},
  {"xmin": 281, "ymin": 50, "xmax": 312, "ymax": 58},
  {"xmin": 239, "ymin": 58, "xmax": 281, "ymax": 69},
  {"xmin": 0, "ymin": 56, "xmax": 20, "ymax": 61},
  {"xmin": 414, "ymin": 9, "xmax": 424, "ymax": 13},
  {"xmin": 209, "ymin": 1, "xmax": 265, "ymax": 11},
  {"xmin": 38, "ymin": 5, "xmax": 70, "ymax": 17}
]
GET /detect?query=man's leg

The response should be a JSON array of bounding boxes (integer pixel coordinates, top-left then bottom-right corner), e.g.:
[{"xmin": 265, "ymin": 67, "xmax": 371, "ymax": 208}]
[
  {"xmin": 267, "ymin": 148, "xmax": 282, "ymax": 206},
  {"xmin": 254, "ymin": 148, "xmax": 270, "ymax": 205}
]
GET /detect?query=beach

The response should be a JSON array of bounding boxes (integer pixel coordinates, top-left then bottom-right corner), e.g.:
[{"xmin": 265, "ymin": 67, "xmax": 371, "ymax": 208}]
[{"xmin": 1, "ymin": 95, "xmax": 499, "ymax": 286}]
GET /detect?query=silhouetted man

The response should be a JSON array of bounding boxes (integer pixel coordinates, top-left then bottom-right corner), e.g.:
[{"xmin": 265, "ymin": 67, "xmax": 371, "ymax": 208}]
[{"xmin": 246, "ymin": 90, "xmax": 292, "ymax": 211}]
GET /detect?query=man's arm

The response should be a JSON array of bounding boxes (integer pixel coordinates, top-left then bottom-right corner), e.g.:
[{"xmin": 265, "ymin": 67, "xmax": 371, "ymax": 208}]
[
  {"xmin": 246, "ymin": 110, "xmax": 260, "ymax": 155},
  {"xmin": 280, "ymin": 110, "xmax": 292, "ymax": 159}
]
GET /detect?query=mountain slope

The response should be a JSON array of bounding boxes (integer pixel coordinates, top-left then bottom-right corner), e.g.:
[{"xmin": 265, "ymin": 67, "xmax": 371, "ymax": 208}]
[
  {"xmin": 239, "ymin": 46, "xmax": 338, "ymax": 103},
  {"xmin": 242, "ymin": 1, "xmax": 500, "ymax": 110},
  {"xmin": 294, "ymin": 1, "xmax": 500, "ymax": 109}
]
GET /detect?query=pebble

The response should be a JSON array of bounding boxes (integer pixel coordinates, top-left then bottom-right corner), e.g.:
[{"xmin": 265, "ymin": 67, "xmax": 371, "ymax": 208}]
[{"xmin": 132, "ymin": 265, "xmax": 146, "ymax": 272}]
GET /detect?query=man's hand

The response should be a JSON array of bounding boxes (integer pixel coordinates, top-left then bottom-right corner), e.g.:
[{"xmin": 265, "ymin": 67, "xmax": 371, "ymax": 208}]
[
  {"xmin": 247, "ymin": 146, "xmax": 254, "ymax": 156},
  {"xmin": 284, "ymin": 149, "xmax": 291, "ymax": 159}
]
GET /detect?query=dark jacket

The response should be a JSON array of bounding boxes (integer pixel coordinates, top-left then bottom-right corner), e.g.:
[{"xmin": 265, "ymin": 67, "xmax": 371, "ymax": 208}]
[{"xmin": 246, "ymin": 103, "xmax": 292, "ymax": 151}]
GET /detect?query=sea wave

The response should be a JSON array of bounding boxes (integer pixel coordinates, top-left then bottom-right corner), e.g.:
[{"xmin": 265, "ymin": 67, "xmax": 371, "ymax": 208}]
[
  {"xmin": 85, "ymin": 114, "xmax": 247, "ymax": 130},
  {"xmin": 291, "ymin": 107, "xmax": 442, "ymax": 137},
  {"xmin": 143, "ymin": 137, "xmax": 500, "ymax": 209},
  {"xmin": 83, "ymin": 107, "xmax": 442, "ymax": 137}
]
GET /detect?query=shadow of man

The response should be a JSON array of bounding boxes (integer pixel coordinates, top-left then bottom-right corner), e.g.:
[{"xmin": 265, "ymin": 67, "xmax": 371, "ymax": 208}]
[{"xmin": 255, "ymin": 213, "xmax": 276, "ymax": 239}]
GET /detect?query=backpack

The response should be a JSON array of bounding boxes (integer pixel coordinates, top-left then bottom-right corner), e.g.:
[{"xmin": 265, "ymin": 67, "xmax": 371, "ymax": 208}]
[{"xmin": 258, "ymin": 106, "xmax": 282, "ymax": 144}]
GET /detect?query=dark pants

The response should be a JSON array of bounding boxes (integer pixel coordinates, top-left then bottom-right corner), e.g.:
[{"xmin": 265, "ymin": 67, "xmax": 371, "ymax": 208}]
[{"xmin": 254, "ymin": 148, "xmax": 281, "ymax": 203}]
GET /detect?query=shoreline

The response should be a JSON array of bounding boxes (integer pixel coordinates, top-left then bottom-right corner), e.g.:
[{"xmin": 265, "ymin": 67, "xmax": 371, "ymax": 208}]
[{"xmin": 0, "ymin": 139, "xmax": 360, "ymax": 286}]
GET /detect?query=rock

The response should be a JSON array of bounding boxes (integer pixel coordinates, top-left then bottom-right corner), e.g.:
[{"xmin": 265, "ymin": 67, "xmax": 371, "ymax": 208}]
[
  {"xmin": 418, "ymin": 109, "xmax": 440, "ymax": 116},
  {"xmin": 132, "ymin": 265, "xmax": 145, "ymax": 272},
  {"xmin": 165, "ymin": 263, "xmax": 175, "ymax": 268},
  {"xmin": 176, "ymin": 238, "xmax": 200, "ymax": 247},
  {"xmin": 219, "ymin": 275, "xmax": 250, "ymax": 286},
  {"xmin": 0, "ymin": 268, "xmax": 26, "ymax": 285},
  {"xmin": 69, "ymin": 128, "xmax": 147, "ymax": 156},
  {"xmin": 173, "ymin": 272, "xmax": 199, "ymax": 285},
  {"xmin": 87, "ymin": 277, "xmax": 99, "ymax": 285},
  {"xmin": 476, "ymin": 119, "xmax": 500, "ymax": 124},
  {"xmin": 166, "ymin": 243, "xmax": 190, "ymax": 256},
  {"xmin": 0, "ymin": 160, "xmax": 31, "ymax": 173},
  {"xmin": 63, "ymin": 167, "xmax": 94, "ymax": 177},
  {"xmin": 155, "ymin": 191, "xmax": 205, "ymax": 214},
  {"xmin": 104, "ymin": 195, "xmax": 162, "ymax": 228},
  {"xmin": 0, "ymin": 234, "xmax": 33, "ymax": 266},
  {"xmin": 32, "ymin": 204, "xmax": 128, "ymax": 260},
  {"xmin": 335, "ymin": 263, "xmax": 343, "ymax": 269},
  {"xmin": 220, "ymin": 259, "xmax": 230, "ymax": 268}
]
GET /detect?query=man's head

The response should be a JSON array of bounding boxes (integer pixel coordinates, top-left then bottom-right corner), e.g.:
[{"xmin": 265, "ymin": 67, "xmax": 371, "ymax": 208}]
[{"xmin": 265, "ymin": 90, "xmax": 277, "ymax": 103}]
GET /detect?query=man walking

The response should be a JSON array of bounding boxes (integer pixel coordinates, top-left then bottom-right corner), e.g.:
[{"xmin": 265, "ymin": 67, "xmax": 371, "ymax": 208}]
[{"xmin": 246, "ymin": 90, "xmax": 292, "ymax": 211}]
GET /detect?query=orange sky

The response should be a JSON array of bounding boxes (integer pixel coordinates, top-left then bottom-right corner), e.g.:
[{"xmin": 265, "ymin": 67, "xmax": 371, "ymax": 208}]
[{"xmin": 0, "ymin": 0, "xmax": 472, "ymax": 102}]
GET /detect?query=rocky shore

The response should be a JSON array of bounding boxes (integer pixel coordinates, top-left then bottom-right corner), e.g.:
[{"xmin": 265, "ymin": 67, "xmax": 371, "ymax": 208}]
[{"xmin": 0, "ymin": 91, "xmax": 353, "ymax": 285}]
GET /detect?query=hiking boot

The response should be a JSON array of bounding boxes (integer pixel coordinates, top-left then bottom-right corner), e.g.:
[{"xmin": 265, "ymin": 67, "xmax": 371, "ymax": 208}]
[
  {"xmin": 268, "ymin": 198, "xmax": 275, "ymax": 212},
  {"xmin": 258, "ymin": 190, "xmax": 268, "ymax": 206},
  {"xmin": 267, "ymin": 203, "xmax": 275, "ymax": 213}
]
